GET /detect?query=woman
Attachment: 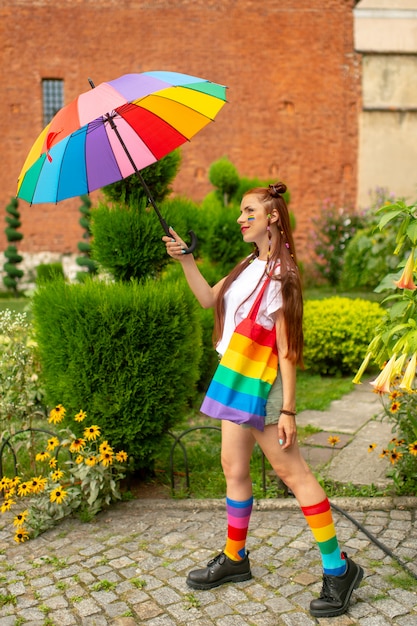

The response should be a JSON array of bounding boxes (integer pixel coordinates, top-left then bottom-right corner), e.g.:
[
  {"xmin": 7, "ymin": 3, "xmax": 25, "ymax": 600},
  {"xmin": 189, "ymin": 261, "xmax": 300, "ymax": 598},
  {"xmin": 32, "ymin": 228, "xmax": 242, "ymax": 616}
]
[{"xmin": 163, "ymin": 182, "xmax": 363, "ymax": 618}]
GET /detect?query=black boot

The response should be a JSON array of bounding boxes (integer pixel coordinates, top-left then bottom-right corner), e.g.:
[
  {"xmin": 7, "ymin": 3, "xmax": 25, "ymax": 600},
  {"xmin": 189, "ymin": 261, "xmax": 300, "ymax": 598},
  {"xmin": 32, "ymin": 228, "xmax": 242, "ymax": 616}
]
[
  {"xmin": 310, "ymin": 553, "xmax": 364, "ymax": 618},
  {"xmin": 186, "ymin": 551, "xmax": 252, "ymax": 590}
]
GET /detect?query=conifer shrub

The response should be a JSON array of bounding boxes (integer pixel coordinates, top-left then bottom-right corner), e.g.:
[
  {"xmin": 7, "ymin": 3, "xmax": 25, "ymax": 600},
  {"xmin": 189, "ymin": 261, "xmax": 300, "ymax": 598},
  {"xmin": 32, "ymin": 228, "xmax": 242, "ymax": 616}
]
[
  {"xmin": 3, "ymin": 198, "xmax": 24, "ymax": 292},
  {"xmin": 303, "ymin": 297, "xmax": 385, "ymax": 376},
  {"xmin": 32, "ymin": 278, "xmax": 202, "ymax": 471},
  {"xmin": 36, "ymin": 263, "xmax": 65, "ymax": 284}
]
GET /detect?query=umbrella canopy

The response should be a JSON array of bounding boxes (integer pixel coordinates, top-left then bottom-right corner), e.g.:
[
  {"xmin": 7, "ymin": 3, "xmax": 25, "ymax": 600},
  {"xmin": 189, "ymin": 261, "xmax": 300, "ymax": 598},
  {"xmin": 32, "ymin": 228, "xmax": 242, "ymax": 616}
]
[{"xmin": 17, "ymin": 71, "xmax": 227, "ymax": 204}]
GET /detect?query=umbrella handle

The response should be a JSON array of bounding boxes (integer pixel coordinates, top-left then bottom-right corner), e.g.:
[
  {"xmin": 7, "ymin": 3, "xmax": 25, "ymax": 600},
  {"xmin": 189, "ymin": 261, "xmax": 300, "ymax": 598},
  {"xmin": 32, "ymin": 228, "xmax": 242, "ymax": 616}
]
[{"xmin": 182, "ymin": 230, "xmax": 198, "ymax": 255}]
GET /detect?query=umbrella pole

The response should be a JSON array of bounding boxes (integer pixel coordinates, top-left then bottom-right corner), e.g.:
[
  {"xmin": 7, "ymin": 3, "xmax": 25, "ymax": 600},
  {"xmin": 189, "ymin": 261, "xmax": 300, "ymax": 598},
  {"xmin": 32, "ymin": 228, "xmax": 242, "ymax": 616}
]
[{"xmin": 104, "ymin": 112, "xmax": 197, "ymax": 254}]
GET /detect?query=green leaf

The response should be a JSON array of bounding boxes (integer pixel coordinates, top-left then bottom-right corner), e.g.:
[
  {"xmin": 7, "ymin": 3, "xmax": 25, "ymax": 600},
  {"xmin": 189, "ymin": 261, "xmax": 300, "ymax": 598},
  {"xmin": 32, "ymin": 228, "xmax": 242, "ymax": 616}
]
[
  {"xmin": 378, "ymin": 210, "xmax": 405, "ymax": 230},
  {"xmin": 406, "ymin": 220, "xmax": 417, "ymax": 244}
]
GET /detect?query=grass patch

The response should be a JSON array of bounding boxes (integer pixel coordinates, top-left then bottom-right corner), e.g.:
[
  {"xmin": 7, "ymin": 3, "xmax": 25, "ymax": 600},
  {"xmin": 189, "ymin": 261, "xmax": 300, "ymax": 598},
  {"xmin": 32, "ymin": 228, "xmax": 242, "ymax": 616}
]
[{"xmin": 296, "ymin": 371, "xmax": 354, "ymax": 412}]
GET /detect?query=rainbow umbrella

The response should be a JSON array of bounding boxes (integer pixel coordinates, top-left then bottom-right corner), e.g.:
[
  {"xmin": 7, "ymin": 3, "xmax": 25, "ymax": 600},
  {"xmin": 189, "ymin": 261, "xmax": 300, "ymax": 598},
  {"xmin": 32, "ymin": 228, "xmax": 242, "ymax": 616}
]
[{"xmin": 17, "ymin": 71, "xmax": 227, "ymax": 253}]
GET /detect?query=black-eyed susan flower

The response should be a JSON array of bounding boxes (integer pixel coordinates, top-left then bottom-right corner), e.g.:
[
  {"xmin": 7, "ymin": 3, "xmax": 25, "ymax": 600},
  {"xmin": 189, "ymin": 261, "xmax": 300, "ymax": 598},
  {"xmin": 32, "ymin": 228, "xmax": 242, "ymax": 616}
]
[
  {"xmin": 14, "ymin": 527, "xmax": 29, "ymax": 543},
  {"xmin": 1, "ymin": 499, "xmax": 15, "ymax": 513},
  {"xmin": 99, "ymin": 441, "xmax": 112, "ymax": 454},
  {"xmin": 328, "ymin": 436, "xmax": 340, "ymax": 447},
  {"xmin": 5, "ymin": 488, "xmax": 16, "ymax": 499},
  {"xmin": 0, "ymin": 477, "xmax": 11, "ymax": 492},
  {"xmin": 17, "ymin": 482, "xmax": 32, "ymax": 497},
  {"xmin": 85, "ymin": 456, "xmax": 97, "ymax": 467},
  {"xmin": 69, "ymin": 438, "xmax": 85, "ymax": 453},
  {"xmin": 389, "ymin": 390, "xmax": 401, "ymax": 400},
  {"xmin": 13, "ymin": 510, "xmax": 28, "ymax": 527},
  {"xmin": 51, "ymin": 469, "xmax": 64, "ymax": 482},
  {"xmin": 408, "ymin": 441, "xmax": 417, "ymax": 456},
  {"xmin": 30, "ymin": 476, "xmax": 47, "ymax": 494},
  {"xmin": 9, "ymin": 476, "xmax": 20, "ymax": 488},
  {"xmin": 367, "ymin": 443, "xmax": 377, "ymax": 453},
  {"xmin": 100, "ymin": 451, "xmax": 113, "ymax": 467},
  {"xmin": 46, "ymin": 436, "xmax": 60, "ymax": 451},
  {"xmin": 83, "ymin": 425, "xmax": 101, "ymax": 441},
  {"xmin": 48, "ymin": 404, "xmax": 66, "ymax": 424},
  {"xmin": 50, "ymin": 486, "xmax": 67, "ymax": 504},
  {"xmin": 49, "ymin": 457, "xmax": 58, "ymax": 469},
  {"xmin": 74, "ymin": 410, "xmax": 87, "ymax": 422},
  {"xmin": 379, "ymin": 448, "xmax": 389, "ymax": 458},
  {"xmin": 35, "ymin": 451, "xmax": 50, "ymax": 462},
  {"xmin": 116, "ymin": 451, "xmax": 128, "ymax": 463},
  {"xmin": 75, "ymin": 455, "xmax": 83, "ymax": 465},
  {"xmin": 389, "ymin": 449, "xmax": 403, "ymax": 465},
  {"xmin": 390, "ymin": 402, "xmax": 401, "ymax": 413}
]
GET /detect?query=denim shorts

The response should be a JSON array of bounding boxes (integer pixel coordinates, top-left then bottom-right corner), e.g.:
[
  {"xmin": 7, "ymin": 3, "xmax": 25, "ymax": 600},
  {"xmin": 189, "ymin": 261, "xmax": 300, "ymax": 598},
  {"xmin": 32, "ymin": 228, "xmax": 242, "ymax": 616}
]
[{"xmin": 265, "ymin": 371, "xmax": 283, "ymax": 426}]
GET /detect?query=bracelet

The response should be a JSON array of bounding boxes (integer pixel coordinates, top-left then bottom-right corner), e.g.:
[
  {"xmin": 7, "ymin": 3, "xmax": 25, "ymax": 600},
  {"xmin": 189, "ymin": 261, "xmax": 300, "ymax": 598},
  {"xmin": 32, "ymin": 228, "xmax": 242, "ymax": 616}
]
[{"xmin": 280, "ymin": 409, "xmax": 296, "ymax": 416}]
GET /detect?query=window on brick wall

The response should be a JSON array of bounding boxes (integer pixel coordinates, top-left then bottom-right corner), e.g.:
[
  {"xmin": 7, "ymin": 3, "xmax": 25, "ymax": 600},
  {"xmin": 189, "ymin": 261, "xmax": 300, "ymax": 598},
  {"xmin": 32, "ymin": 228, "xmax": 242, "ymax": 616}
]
[{"xmin": 42, "ymin": 79, "xmax": 64, "ymax": 126}]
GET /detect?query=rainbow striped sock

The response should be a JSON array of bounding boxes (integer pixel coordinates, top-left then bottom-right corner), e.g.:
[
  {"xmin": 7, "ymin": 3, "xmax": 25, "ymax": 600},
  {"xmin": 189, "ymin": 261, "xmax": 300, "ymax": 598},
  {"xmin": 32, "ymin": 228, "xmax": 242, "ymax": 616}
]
[
  {"xmin": 224, "ymin": 496, "xmax": 253, "ymax": 561},
  {"xmin": 301, "ymin": 498, "xmax": 347, "ymax": 576}
]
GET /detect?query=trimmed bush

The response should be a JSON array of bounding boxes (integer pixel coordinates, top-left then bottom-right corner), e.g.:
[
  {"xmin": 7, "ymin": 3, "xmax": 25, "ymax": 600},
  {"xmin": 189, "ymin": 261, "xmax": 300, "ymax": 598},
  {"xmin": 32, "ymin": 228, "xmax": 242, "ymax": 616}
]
[
  {"xmin": 36, "ymin": 262, "xmax": 65, "ymax": 284},
  {"xmin": 303, "ymin": 297, "xmax": 385, "ymax": 376},
  {"xmin": 32, "ymin": 278, "xmax": 202, "ymax": 471}
]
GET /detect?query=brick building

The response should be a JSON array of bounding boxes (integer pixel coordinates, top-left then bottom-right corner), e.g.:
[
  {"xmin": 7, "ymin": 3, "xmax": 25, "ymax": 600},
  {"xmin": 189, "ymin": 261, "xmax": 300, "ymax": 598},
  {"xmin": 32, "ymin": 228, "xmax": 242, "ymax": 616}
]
[{"xmin": 0, "ymin": 0, "xmax": 360, "ymax": 264}]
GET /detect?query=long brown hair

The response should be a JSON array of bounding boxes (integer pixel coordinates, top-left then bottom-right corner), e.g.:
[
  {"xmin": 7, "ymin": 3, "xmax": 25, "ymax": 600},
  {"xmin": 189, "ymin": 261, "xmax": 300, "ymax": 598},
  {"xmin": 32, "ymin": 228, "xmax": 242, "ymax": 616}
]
[{"xmin": 213, "ymin": 182, "xmax": 304, "ymax": 367}]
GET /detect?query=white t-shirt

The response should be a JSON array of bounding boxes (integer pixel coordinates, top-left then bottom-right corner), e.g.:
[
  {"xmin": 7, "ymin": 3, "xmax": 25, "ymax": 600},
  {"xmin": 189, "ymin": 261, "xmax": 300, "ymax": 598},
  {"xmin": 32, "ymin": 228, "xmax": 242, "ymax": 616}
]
[{"xmin": 216, "ymin": 258, "xmax": 283, "ymax": 355}]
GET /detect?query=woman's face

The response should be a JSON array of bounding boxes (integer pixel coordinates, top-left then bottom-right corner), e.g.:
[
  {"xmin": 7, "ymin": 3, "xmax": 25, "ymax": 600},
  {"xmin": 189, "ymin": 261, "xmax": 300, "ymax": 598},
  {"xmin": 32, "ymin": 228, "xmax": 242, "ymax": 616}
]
[{"xmin": 237, "ymin": 193, "xmax": 270, "ymax": 245}]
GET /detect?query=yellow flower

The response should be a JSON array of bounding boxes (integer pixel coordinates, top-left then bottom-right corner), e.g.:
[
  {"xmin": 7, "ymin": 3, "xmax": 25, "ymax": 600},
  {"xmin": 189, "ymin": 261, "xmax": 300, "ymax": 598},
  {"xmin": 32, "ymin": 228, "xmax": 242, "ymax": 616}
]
[
  {"xmin": 352, "ymin": 352, "xmax": 372, "ymax": 385},
  {"xmin": 17, "ymin": 482, "xmax": 32, "ymax": 497},
  {"xmin": 30, "ymin": 476, "xmax": 47, "ymax": 494},
  {"xmin": 51, "ymin": 469, "xmax": 64, "ymax": 482},
  {"xmin": 9, "ymin": 476, "xmax": 20, "ymax": 488},
  {"xmin": 1, "ymin": 499, "xmax": 15, "ymax": 513},
  {"xmin": 69, "ymin": 438, "xmax": 86, "ymax": 453},
  {"xmin": 5, "ymin": 488, "xmax": 16, "ymax": 499},
  {"xmin": 83, "ymin": 425, "xmax": 101, "ymax": 441},
  {"xmin": 395, "ymin": 249, "xmax": 417, "ymax": 290},
  {"xmin": 74, "ymin": 410, "xmax": 87, "ymax": 422},
  {"xmin": 75, "ymin": 455, "xmax": 83, "ymax": 465},
  {"xmin": 99, "ymin": 441, "xmax": 112, "ymax": 454},
  {"xmin": 327, "ymin": 436, "xmax": 340, "ymax": 447},
  {"xmin": 46, "ymin": 436, "xmax": 60, "ymax": 451},
  {"xmin": 14, "ymin": 528, "xmax": 30, "ymax": 543},
  {"xmin": 85, "ymin": 456, "xmax": 97, "ymax": 467},
  {"xmin": 390, "ymin": 401, "xmax": 401, "ymax": 413},
  {"xmin": 100, "ymin": 451, "xmax": 113, "ymax": 467},
  {"xmin": 379, "ymin": 449, "xmax": 389, "ymax": 458},
  {"xmin": 389, "ymin": 390, "xmax": 401, "ymax": 400},
  {"xmin": 368, "ymin": 443, "xmax": 377, "ymax": 453},
  {"xmin": 116, "ymin": 450, "xmax": 128, "ymax": 463},
  {"xmin": 50, "ymin": 486, "xmax": 67, "ymax": 504},
  {"xmin": 48, "ymin": 404, "xmax": 66, "ymax": 424},
  {"xmin": 49, "ymin": 457, "xmax": 58, "ymax": 469},
  {"xmin": 0, "ymin": 477, "xmax": 11, "ymax": 492},
  {"xmin": 409, "ymin": 441, "xmax": 417, "ymax": 456},
  {"xmin": 370, "ymin": 355, "xmax": 397, "ymax": 394},
  {"xmin": 389, "ymin": 449, "xmax": 403, "ymax": 464},
  {"xmin": 35, "ymin": 451, "xmax": 50, "ymax": 462},
  {"xmin": 13, "ymin": 511, "xmax": 28, "ymax": 527},
  {"xmin": 399, "ymin": 353, "xmax": 417, "ymax": 391}
]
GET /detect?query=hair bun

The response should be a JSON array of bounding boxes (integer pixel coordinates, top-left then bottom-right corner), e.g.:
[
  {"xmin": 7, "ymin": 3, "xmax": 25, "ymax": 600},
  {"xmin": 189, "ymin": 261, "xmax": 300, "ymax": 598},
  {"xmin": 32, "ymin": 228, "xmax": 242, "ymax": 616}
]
[{"xmin": 268, "ymin": 182, "xmax": 287, "ymax": 197}]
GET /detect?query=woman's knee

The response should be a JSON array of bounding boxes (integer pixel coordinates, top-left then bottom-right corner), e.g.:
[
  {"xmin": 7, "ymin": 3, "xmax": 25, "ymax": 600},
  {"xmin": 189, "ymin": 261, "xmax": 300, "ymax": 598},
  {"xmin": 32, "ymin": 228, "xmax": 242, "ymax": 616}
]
[{"xmin": 221, "ymin": 454, "xmax": 251, "ymax": 483}]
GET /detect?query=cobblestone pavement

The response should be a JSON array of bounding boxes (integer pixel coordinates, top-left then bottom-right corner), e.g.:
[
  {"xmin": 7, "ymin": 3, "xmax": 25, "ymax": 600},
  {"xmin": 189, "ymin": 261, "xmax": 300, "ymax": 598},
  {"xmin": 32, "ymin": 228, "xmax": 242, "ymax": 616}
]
[{"xmin": 0, "ymin": 497, "xmax": 416, "ymax": 626}]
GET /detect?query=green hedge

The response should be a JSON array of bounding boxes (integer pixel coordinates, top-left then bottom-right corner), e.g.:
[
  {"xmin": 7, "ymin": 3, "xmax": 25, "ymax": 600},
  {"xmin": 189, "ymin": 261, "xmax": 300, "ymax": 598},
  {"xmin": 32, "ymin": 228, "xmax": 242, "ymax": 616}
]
[
  {"xmin": 303, "ymin": 297, "xmax": 385, "ymax": 376},
  {"xmin": 32, "ymin": 278, "xmax": 202, "ymax": 471}
]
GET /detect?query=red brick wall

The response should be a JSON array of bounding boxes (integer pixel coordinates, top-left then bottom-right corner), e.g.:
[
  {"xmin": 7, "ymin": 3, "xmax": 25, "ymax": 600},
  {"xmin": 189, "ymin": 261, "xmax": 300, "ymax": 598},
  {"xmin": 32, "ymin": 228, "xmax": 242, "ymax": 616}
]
[{"xmin": 0, "ymin": 0, "xmax": 360, "ymax": 263}]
